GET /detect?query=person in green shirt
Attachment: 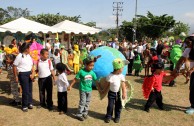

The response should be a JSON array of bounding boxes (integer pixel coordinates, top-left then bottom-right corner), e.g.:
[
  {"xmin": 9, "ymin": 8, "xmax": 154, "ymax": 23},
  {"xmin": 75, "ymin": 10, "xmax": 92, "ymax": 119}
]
[{"xmin": 68, "ymin": 55, "xmax": 100, "ymax": 121}]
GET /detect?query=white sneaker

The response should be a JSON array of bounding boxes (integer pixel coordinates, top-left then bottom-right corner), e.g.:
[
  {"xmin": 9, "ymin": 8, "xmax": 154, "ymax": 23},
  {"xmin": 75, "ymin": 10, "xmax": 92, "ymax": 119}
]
[{"xmin": 186, "ymin": 107, "xmax": 194, "ymax": 114}]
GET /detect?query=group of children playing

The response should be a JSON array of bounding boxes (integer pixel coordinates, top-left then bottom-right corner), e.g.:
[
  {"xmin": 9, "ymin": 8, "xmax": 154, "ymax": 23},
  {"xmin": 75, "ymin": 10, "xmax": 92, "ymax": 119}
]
[{"xmin": 1, "ymin": 40, "xmax": 180, "ymax": 124}]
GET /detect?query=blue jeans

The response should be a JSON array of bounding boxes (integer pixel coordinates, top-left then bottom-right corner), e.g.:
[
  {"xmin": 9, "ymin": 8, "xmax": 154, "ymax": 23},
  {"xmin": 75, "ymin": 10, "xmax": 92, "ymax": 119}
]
[
  {"xmin": 105, "ymin": 91, "xmax": 122, "ymax": 119},
  {"xmin": 77, "ymin": 91, "xmax": 92, "ymax": 117},
  {"xmin": 18, "ymin": 71, "xmax": 32, "ymax": 108}
]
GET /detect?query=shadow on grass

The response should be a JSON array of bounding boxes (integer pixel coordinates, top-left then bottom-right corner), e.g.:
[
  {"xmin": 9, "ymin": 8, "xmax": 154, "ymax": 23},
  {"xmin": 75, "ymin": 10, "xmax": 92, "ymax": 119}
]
[
  {"xmin": 66, "ymin": 107, "xmax": 105, "ymax": 121},
  {"xmin": 0, "ymin": 81, "xmax": 11, "ymax": 95},
  {"xmin": 133, "ymin": 78, "xmax": 144, "ymax": 84},
  {"xmin": 125, "ymin": 98, "xmax": 187, "ymax": 112}
]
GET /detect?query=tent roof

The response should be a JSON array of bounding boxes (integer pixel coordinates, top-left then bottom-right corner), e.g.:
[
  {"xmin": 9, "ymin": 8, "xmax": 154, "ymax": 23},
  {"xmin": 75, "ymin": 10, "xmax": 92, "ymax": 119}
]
[
  {"xmin": 0, "ymin": 17, "xmax": 58, "ymax": 33},
  {"xmin": 52, "ymin": 20, "xmax": 101, "ymax": 34}
]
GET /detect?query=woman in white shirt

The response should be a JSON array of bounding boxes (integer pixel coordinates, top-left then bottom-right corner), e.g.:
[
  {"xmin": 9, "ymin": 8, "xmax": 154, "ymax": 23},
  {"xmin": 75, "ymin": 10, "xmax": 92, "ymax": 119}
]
[
  {"xmin": 13, "ymin": 42, "xmax": 35, "ymax": 112},
  {"xmin": 172, "ymin": 36, "xmax": 194, "ymax": 114}
]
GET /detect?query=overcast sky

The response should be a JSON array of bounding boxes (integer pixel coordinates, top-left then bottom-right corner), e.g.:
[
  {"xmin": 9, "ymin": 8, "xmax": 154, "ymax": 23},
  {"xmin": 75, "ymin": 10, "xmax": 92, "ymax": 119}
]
[{"xmin": 1, "ymin": 0, "xmax": 194, "ymax": 34}]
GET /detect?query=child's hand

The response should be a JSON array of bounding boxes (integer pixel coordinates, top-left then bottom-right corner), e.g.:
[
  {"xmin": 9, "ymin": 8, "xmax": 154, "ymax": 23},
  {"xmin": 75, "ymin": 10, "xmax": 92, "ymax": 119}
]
[
  {"xmin": 122, "ymin": 93, "xmax": 126, "ymax": 100},
  {"xmin": 15, "ymin": 76, "xmax": 19, "ymax": 83},
  {"xmin": 30, "ymin": 74, "xmax": 34, "ymax": 80},
  {"xmin": 67, "ymin": 86, "xmax": 72, "ymax": 91}
]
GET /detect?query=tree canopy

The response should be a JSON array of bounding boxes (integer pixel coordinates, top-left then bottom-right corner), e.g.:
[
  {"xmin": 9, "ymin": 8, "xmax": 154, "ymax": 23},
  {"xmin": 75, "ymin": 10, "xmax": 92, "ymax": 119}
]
[{"xmin": 120, "ymin": 11, "xmax": 177, "ymax": 41}]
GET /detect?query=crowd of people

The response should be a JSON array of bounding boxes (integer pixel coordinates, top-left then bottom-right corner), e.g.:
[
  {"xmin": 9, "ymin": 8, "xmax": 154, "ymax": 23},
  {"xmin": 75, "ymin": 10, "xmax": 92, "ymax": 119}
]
[{"xmin": 0, "ymin": 34, "xmax": 194, "ymax": 123}]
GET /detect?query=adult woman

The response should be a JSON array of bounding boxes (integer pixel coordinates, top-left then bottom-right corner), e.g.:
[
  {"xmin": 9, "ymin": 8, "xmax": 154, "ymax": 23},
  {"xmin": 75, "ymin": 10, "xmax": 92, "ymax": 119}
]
[
  {"xmin": 172, "ymin": 36, "xmax": 194, "ymax": 114},
  {"xmin": 13, "ymin": 42, "xmax": 35, "ymax": 112}
]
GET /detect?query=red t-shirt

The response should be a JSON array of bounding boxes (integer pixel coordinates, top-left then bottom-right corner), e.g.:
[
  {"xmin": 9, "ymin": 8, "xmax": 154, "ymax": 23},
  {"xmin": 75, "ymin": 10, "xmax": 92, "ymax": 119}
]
[{"xmin": 153, "ymin": 72, "xmax": 166, "ymax": 92}]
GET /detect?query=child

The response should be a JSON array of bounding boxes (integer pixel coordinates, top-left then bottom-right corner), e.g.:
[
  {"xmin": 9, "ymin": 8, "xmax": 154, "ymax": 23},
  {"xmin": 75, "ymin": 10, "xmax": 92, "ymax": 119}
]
[
  {"xmin": 148, "ymin": 50, "xmax": 159, "ymax": 75},
  {"xmin": 56, "ymin": 63, "xmax": 69, "ymax": 115},
  {"xmin": 37, "ymin": 49, "xmax": 56, "ymax": 111},
  {"xmin": 133, "ymin": 51, "xmax": 143, "ymax": 76},
  {"xmin": 143, "ymin": 45, "xmax": 151, "ymax": 76},
  {"xmin": 68, "ymin": 55, "xmax": 99, "ymax": 121},
  {"xmin": 53, "ymin": 49, "xmax": 61, "ymax": 75},
  {"xmin": 144, "ymin": 62, "xmax": 174, "ymax": 112},
  {"xmin": 60, "ymin": 45, "xmax": 68, "ymax": 65},
  {"xmin": 6, "ymin": 54, "xmax": 21, "ymax": 106},
  {"xmin": 73, "ymin": 44, "xmax": 80, "ymax": 74},
  {"xmin": 103, "ymin": 58, "xmax": 127, "ymax": 123}
]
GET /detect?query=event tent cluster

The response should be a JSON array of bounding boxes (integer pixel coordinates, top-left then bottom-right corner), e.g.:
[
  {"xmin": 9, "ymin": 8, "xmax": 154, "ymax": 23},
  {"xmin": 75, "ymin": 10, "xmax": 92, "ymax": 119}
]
[{"xmin": 0, "ymin": 17, "xmax": 101, "ymax": 34}]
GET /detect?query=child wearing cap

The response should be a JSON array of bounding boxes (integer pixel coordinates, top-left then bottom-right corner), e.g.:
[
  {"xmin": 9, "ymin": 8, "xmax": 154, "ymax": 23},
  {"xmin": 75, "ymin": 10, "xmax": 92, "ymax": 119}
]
[
  {"xmin": 103, "ymin": 58, "xmax": 127, "ymax": 123},
  {"xmin": 68, "ymin": 55, "xmax": 100, "ymax": 121}
]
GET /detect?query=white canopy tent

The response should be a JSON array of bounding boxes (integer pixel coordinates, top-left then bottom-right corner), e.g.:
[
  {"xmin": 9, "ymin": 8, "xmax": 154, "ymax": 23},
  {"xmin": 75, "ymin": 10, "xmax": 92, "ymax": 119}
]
[
  {"xmin": 0, "ymin": 17, "xmax": 58, "ymax": 33},
  {"xmin": 52, "ymin": 20, "xmax": 101, "ymax": 34}
]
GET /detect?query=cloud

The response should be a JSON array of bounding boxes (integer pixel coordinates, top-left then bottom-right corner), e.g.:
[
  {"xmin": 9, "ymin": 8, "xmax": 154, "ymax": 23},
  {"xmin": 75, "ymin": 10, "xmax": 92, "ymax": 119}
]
[{"xmin": 184, "ymin": 11, "xmax": 194, "ymax": 24}]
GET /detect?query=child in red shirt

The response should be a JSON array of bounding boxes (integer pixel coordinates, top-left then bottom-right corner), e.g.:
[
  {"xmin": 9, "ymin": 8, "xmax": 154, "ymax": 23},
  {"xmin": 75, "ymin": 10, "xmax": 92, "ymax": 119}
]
[{"xmin": 144, "ymin": 62, "xmax": 174, "ymax": 112}]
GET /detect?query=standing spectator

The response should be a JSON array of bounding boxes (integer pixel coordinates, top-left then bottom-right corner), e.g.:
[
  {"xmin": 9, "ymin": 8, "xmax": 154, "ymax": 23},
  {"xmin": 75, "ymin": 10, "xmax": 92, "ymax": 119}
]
[
  {"xmin": 86, "ymin": 41, "xmax": 93, "ymax": 53},
  {"xmin": 53, "ymin": 38, "xmax": 61, "ymax": 51},
  {"xmin": 137, "ymin": 41, "xmax": 144, "ymax": 65},
  {"xmin": 13, "ymin": 42, "xmax": 35, "ymax": 112},
  {"xmin": 156, "ymin": 40, "xmax": 164, "ymax": 61},
  {"xmin": 127, "ymin": 47, "xmax": 134, "ymax": 75},
  {"xmin": 46, "ymin": 40, "xmax": 52, "ymax": 58}
]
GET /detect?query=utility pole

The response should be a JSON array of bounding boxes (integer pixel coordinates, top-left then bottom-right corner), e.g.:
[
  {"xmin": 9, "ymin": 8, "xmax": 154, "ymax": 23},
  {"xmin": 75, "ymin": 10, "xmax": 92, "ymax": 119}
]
[
  {"xmin": 113, "ymin": 1, "xmax": 123, "ymax": 39},
  {"xmin": 133, "ymin": 0, "xmax": 138, "ymax": 43}
]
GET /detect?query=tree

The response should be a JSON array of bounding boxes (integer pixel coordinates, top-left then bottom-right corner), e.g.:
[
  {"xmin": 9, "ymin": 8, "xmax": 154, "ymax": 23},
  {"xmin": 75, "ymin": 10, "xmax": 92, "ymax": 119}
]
[
  {"xmin": 120, "ymin": 12, "xmax": 176, "ymax": 40},
  {"xmin": 27, "ymin": 14, "xmax": 81, "ymax": 26},
  {"xmin": 137, "ymin": 11, "xmax": 175, "ymax": 39},
  {"xmin": 173, "ymin": 21, "xmax": 190, "ymax": 36},
  {"xmin": 84, "ymin": 22, "xmax": 96, "ymax": 27}
]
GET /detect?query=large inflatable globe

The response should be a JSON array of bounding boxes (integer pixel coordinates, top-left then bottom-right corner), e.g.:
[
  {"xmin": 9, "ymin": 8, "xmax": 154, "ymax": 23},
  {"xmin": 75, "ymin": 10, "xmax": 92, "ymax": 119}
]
[{"xmin": 90, "ymin": 46, "xmax": 127, "ymax": 79}]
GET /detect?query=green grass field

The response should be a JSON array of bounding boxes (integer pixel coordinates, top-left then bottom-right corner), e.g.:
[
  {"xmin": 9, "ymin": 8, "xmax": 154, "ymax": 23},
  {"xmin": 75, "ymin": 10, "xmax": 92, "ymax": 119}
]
[{"xmin": 0, "ymin": 70, "xmax": 193, "ymax": 126}]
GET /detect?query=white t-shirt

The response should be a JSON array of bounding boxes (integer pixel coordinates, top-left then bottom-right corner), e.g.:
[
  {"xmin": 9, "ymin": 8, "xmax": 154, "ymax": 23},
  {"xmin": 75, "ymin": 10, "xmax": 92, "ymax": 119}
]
[
  {"xmin": 53, "ymin": 42, "xmax": 60, "ymax": 51},
  {"xmin": 53, "ymin": 54, "xmax": 61, "ymax": 65},
  {"xmin": 0, "ymin": 53, "xmax": 5, "ymax": 67},
  {"xmin": 123, "ymin": 42, "xmax": 128, "ymax": 48},
  {"xmin": 106, "ymin": 73, "xmax": 125, "ymax": 92},
  {"xmin": 137, "ymin": 45, "xmax": 143, "ymax": 53},
  {"xmin": 182, "ymin": 48, "xmax": 194, "ymax": 68},
  {"xmin": 86, "ymin": 44, "xmax": 93, "ymax": 52},
  {"xmin": 126, "ymin": 51, "xmax": 135, "ymax": 60},
  {"xmin": 13, "ymin": 53, "xmax": 33, "ymax": 72},
  {"xmin": 46, "ymin": 43, "xmax": 51, "ymax": 52},
  {"xmin": 132, "ymin": 44, "xmax": 137, "ymax": 52},
  {"xmin": 56, "ymin": 72, "xmax": 69, "ymax": 92},
  {"xmin": 38, "ymin": 59, "xmax": 54, "ymax": 78}
]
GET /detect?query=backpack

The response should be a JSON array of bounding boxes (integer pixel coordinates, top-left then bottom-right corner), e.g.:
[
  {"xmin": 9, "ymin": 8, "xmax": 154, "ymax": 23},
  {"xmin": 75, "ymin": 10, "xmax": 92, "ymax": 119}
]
[
  {"xmin": 142, "ymin": 75, "xmax": 156, "ymax": 99},
  {"xmin": 170, "ymin": 45, "xmax": 182, "ymax": 66},
  {"xmin": 36, "ymin": 59, "xmax": 52, "ymax": 73}
]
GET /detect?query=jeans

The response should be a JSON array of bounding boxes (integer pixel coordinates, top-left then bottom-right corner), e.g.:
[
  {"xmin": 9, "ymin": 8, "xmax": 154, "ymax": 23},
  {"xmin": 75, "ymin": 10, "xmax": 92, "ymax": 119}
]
[
  {"xmin": 18, "ymin": 71, "xmax": 32, "ymax": 108},
  {"xmin": 77, "ymin": 91, "xmax": 92, "ymax": 117},
  {"xmin": 105, "ymin": 91, "xmax": 122, "ymax": 119},
  {"xmin": 38, "ymin": 75, "xmax": 53, "ymax": 107}
]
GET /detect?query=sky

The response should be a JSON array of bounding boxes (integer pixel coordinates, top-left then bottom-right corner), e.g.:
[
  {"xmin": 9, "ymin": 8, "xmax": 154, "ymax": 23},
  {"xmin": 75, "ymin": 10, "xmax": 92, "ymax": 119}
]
[{"xmin": 0, "ymin": 0, "xmax": 194, "ymax": 33}]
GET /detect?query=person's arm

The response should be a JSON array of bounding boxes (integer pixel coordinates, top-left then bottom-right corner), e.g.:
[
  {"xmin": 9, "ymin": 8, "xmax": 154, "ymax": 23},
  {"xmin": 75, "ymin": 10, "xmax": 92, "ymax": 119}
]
[
  {"xmin": 121, "ymin": 81, "xmax": 126, "ymax": 99},
  {"xmin": 30, "ymin": 65, "xmax": 35, "ymax": 80},
  {"xmin": 51, "ymin": 70, "xmax": 56, "ymax": 84},
  {"xmin": 67, "ymin": 78, "xmax": 77, "ymax": 91},
  {"xmin": 13, "ymin": 65, "xmax": 18, "ymax": 83},
  {"xmin": 172, "ymin": 56, "xmax": 186, "ymax": 75}
]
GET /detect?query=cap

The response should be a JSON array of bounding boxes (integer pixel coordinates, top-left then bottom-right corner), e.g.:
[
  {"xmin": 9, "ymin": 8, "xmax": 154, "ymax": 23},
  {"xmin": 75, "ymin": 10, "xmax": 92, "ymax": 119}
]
[{"xmin": 112, "ymin": 58, "xmax": 129, "ymax": 70}]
